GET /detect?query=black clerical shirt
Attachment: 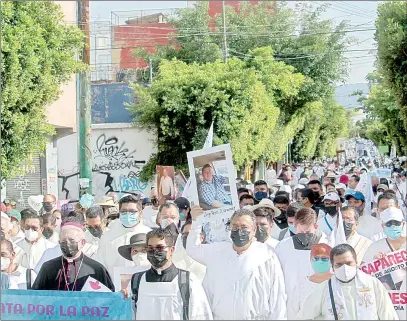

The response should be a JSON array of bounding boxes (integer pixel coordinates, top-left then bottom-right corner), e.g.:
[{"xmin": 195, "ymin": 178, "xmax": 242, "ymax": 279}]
[
  {"xmin": 32, "ymin": 253, "xmax": 115, "ymax": 292},
  {"xmin": 145, "ymin": 264, "xmax": 178, "ymax": 282}
]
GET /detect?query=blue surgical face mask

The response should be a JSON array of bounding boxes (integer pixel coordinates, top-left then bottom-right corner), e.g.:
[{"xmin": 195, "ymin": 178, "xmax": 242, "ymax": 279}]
[
  {"xmin": 311, "ymin": 258, "xmax": 331, "ymax": 274},
  {"xmin": 254, "ymin": 191, "xmax": 268, "ymax": 201},
  {"xmin": 288, "ymin": 223, "xmax": 296, "ymax": 234},
  {"xmin": 179, "ymin": 210, "xmax": 186, "ymax": 221},
  {"xmin": 120, "ymin": 212, "xmax": 140, "ymax": 228},
  {"xmin": 384, "ymin": 225, "xmax": 403, "ymax": 240}
]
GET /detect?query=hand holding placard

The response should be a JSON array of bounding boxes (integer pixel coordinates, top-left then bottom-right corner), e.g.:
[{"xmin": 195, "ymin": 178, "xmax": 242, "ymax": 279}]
[{"xmin": 191, "ymin": 205, "xmax": 204, "ymax": 221}]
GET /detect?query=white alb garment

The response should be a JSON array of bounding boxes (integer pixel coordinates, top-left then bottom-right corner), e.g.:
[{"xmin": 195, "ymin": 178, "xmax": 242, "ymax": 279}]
[
  {"xmin": 186, "ymin": 221, "xmax": 287, "ymax": 320},
  {"xmin": 11, "ymin": 229, "xmax": 25, "ymax": 244},
  {"xmin": 264, "ymin": 236, "xmax": 279, "ymax": 249},
  {"xmin": 356, "ymin": 214, "xmax": 383, "ymax": 239},
  {"xmin": 288, "ymin": 276, "xmax": 319, "ymax": 319},
  {"xmin": 16, "ymin": 237, "xmax": 54, "ymax": 269},
  {"xmin": 95, "ymin": 221, "xmax": 151, "ymax": 275},
  {"xmin": 317, "ymin": 215, "xmax": 337, "ymax": 236},
  {"xmin": 8, "ymin": 265, "xmax": 37, "ymax": 289},
  {"xmin": 297, "ymin": 270, "xmax": 398, "ymax": 320},
  {"xmin": 136, "ymin": 272, "xmax": 213, "ymax": 320},
  {"xmin": 172, "ymin": 240, "xmax": 206, "ymax": 284},
  {"xmin": 346, "ymin": 232, "xmax": 372, "ymax": 265},
  {"xmin": 275, "ymin": 232, "xmax": 329, "ymax": 308}
]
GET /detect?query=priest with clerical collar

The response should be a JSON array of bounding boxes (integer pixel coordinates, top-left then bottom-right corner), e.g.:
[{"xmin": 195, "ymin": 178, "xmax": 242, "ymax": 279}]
[{"xmin": 32, "ymin": 217, "xmax": 114, "ymax": 292}]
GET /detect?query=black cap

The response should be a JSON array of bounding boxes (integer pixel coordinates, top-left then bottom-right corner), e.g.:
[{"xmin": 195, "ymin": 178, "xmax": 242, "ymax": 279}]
[
  {"xmin": 174, "ymin": 197, "xmax": 190, "ymax": 210},
  {"xmin": 142, "ymin": 197, "xmax": 152, "ymax": 205}
]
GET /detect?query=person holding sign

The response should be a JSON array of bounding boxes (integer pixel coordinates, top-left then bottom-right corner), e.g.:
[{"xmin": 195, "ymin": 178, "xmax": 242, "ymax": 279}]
[
  {"xmin": 297, "ymin": 244, "xmax": 398, "ymax": 320},
  {"xmin": 363, "ymin": 207, "xmax": 406, "ymax": 262},
  {"xmin": 123, "ymin": 227, "xmax": 213, "ymax": 320},
  {"xmin": 32, "ymin": 217, "xmax": 115, "ymax": 291},
  {"xmin": 187, "ymin": 207, "xmax": 287, "ymax": 320}
]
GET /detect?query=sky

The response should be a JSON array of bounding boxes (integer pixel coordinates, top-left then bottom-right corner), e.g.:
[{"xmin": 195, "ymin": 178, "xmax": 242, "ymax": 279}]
[{"xmin": 90, "ymin": 1, "xmax": 379, "ymax": 85}]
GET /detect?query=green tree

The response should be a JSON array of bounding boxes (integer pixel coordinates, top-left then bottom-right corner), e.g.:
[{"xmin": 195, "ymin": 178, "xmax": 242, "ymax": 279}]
[
  {"xmin": 375, "ymin": 1, "xmax": 407, "ymax": 132},
  {"xmin": 130, "ymin": 52, "xmax": 304, "ymax": 180},
  {"xmin": 1, "ymin": 1, "xmax": 83, "ymax": 178}
]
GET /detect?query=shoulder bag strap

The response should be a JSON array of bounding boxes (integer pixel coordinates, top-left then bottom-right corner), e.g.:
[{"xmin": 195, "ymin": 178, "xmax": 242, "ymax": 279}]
[
  {"xmin": 328, "ymin": 279, "xmax": 339, "ymax": 320},
  {"xmin": 178, "ymin": 270, "xmax": 190, "ymax": 320},
  {"xmin": 131, "ymin": 271, "xmax": 146, "ymax": 312}
]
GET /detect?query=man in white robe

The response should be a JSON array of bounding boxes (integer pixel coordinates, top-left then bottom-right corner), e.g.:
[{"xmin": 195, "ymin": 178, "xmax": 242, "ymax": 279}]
[
  {"xmin": 122, "ymin": 228, "xmax": 213, "ymax": 320},
  {"xmin": 16, "ymin": 210, "xmax": 54, "ymax": 269},
  {"xmin": 317, "ymin": 193, "xmax": 342, "ymax": 236},
  {"xmin": 297, "ymin": 243, "xmax": 398, "ymax": 320},
  {"xmin": 346, "ymin": 191, "xmax": 383, "ymax": 239},
  {"xmin": 275, "ymin": 207, "xmax": 329, "ymax": 310},
  {"xmin": 187, "ymin": 207, "xmax": 287, "ymax": 320},
  {"xmin": 95, "ymin": 195, "xmax": 151, "ymax": 276},
  {"xmin": 341, "ymin": 207, "xmax": 372, "ymax": 265}
]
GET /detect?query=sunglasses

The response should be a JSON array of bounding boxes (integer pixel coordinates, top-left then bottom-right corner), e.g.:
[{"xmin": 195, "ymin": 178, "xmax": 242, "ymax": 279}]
[
  {"xmin": 4, "ymin": 200, "xmax": 16, "ymax": 206},
  {"xmin": 146, "ymin": 245, "xmax": 170, "ymax": 253},
  {"xmin": 313, "ymin": 257, "xmax": 329, "ymax": 262},
  {"xmin": 384, "ymin": 220, "xmax": 402, "ymax": 228}
]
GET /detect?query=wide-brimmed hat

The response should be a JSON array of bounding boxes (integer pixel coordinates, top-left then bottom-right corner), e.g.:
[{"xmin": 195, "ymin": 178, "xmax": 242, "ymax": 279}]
[
  {"xmin": 97, "ymin": 197, "xmax": 116, "ymax": 207},
  {"xmin": 118, "ymin": 233, "xmax": 147, "ymax": 261},
  {"xmin": 251, "ymin": 198, "xmax": 281, "ymax": 217}
]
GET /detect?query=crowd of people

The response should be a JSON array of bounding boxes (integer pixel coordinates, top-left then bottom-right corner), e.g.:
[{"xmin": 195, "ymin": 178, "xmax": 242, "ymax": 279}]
[{"xmin": 1, "ymin": 157, "xmax": 406, "ymax": 320}]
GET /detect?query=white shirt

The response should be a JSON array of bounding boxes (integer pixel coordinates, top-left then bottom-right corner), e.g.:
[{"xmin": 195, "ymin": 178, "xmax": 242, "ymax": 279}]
[
  {"xmin": 317, "ymin": 214, "xmax": 337, "ymax": 236},
  {"xmin": 95, "ymin": 221, "xmax": 151, "ymax": 276},
  {"xmin": 8, "ymin": 265, "xmax": 37, "ymax": 289},
  {"xmin": 160, "ymin": 176, "xmax": 174, "ymax": 196},
  {"xmin": 264, "ymin": 236, "xmax": 279, "ymax": 249},
  {"xmin": 346, "ymin": 232, "xmax": 372, "ymax": 265},
  {"xmin": 186, "ymin": 221, "xmax": 287, "ymax": 320},
  {"xmin": 11, "ymin": 229, "xmax": 25, "ymax": 244},
  {"xmin": 356, "ymin": 214, "xmax": 383, "ymax": 239},
  {"xmin": 16, "ymin": 238, "xmax": 54, "ymax": 269},
  {"xmin": 363, "ymin": 237, "xmax": 407, "ymax": 263}
]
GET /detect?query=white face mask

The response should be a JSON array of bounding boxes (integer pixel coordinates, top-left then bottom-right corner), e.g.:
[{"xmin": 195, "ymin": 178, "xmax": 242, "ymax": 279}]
[
  {"xmin": 334, "ymin": 264, "xmax": 357, "ymax": 283},
  {"xmin": 1, "ymin": 257, "xmax": 10, "ymax": 271},
  {"xmin": 25, "ymin": 229, "xmax": 39, "ymax": 242},
  {"xmin": 132, "ymin": 253, "xmax": 150, "ymax": 267}
]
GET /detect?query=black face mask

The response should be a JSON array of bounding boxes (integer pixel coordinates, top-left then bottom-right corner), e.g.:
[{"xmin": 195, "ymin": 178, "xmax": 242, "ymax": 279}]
[
  {"xmin": 312, "ymin": 191, "xmax": 321, "ymax": 200},
  {"xmin": 230, "ymin": 229, "xmax": 251, "ymax": 247},
  {"xmin": 42, "ymin": 227, "xmax": 54, "ymax": 239},
  {"xmin": 324, "ymin": 206, "xmax": 338, "ymax": 217},
  {"xmin": 343, "ymin": 222, "xmax": 354, "ymax": 236},
  {"xmin": 255, "ymin": 226, "xmax": 269, "ymax": 243},
  {"xmin": 147, "ymin": 250, "xmax": 168, "ymax": 269},
  {"xmin": 43, "ymin": 203, "xmax": 54, "ymax": 213},
  {"xmin": 60, "ymin": 241, "xmax": 80, "ymax": 258},
  {"xmin": 0, "ymin": 230, "xmax": 5, "ymax": 241},
  {"xmin": 294, "ymin": 231, "xmax": 321, "ymax": 250},
  {"xmin": 181, "ymin": 233, "xmax": 188, "ymax": 249},
  {"xmin": 88, "ymin": 226, "xmax": 103, "ymax": 238}
]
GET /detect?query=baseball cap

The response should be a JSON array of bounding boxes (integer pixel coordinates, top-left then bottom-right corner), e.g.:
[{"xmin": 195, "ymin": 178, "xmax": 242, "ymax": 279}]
[
  {"xmin": 381, "ymin": 207, "xmax": 404, "ymax": 223},
  {"xmin": 323, "ymin": 192, "xmax": 341, "ymax": 202},
  {"xmin": 174, "ymin": 197, "xmax": 190, "ymax": 210},
  {"xmin": 345, "ymin": 191, "xmax": 365, "ymax": 202},
  {"xmin": 10, "ymin": 210, "xmax": 21, "ymax": 222},
  {"xmin": 335, "ymin": 183, "xmax": 346, "ymax": 190},
  {"xmin": 339, "ymin": 175, "xmax": 349, "ymax": 185},
  {"xmin": 377, "ymin": 184, "xmax": 388, "ymax": 191},
  {"xmin": 294, "ymin": 184, "xmax": 305, "ymax": 190}
]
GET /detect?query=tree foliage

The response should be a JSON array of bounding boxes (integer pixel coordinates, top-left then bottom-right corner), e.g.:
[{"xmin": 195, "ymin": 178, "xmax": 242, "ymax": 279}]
[
  {"xmin": 375, "ymin": 1, "xmax": 407, "ymax": 132},
  {"xmin": 1, "ymin": 1, "xmax": 84, "ymax": 178},
  {"xmin": 356, "ymin": 73, "xmax": 407, "ymax": 154},
  {"xmin": 130, "ymin": 51, "xmax": 304, "ymax": 180}
]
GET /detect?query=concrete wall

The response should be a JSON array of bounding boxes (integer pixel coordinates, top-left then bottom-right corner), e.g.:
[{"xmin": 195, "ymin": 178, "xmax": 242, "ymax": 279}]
[
  {"xmin": 46, "ymin": 1, "xmax": 77, "ymax": 133},
  {"xmin": 57, "ymin": 124, "xmax": 156, "ymax": 201}
]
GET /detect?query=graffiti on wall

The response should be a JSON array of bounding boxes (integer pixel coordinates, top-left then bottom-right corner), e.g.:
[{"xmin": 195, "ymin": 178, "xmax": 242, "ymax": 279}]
[{"xmin": 58, "ymin": 134, "xmax": 148, "ymax": 200}]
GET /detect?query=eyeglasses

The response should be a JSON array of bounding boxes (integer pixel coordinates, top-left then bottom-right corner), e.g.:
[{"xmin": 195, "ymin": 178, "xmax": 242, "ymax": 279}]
[
  {"xmin": 384, "ymin": 220, "xmax": 402, "ymax": 228},
  {"xmin": 146, "ymin": 245, "xmax": 170, "ymax": 253},
  {"xmin": 313, "ymin": 257, "xmax": 329, "ymax": 262}
]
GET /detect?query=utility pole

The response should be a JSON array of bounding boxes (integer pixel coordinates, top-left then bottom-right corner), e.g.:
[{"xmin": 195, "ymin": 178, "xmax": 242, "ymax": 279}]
[
  {"xmin": 149, "ymin": 57, "xmax": 153, "ymax": 85},
  {"xmin": 78, "ymin": 0, "xmax": 92, "ymax": 196},
  {"xmin": 221, "ymin": 1, "xmax": 228, "ymax": 63}
]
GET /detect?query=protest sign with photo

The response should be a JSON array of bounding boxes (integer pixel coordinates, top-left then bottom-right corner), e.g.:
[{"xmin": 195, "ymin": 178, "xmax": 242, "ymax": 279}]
[
  {"xmin": 187, "ymin": 144, "xmax": 238, "ymax": 243},
  {"xmin": 1, "ymin": 290, "xmax": 132, "ymax": 320},
  {"xmin": 174, "ymin": 170, "xmax": 187, "ymax": 198},
  {"xmin": 360, "ymin": 249, "xmax": 406, "ymax": 317},
  {"xmin": 156, "ymin": 165, "xmax": 175, "ymax": 205}
]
